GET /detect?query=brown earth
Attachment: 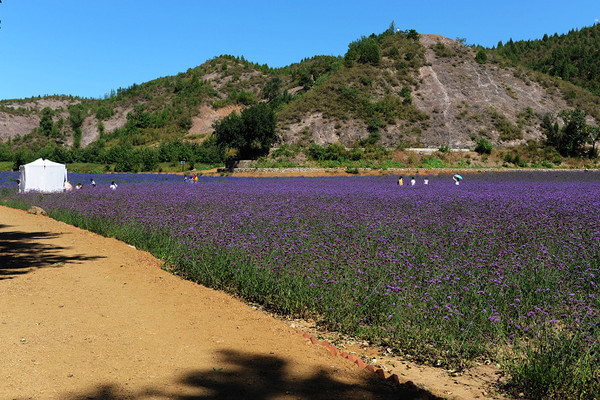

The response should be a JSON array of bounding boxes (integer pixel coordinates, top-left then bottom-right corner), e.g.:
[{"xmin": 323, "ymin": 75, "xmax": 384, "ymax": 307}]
[{"xmin": 0, "ymin": 204, "xmax": 504, "ymax": 400}]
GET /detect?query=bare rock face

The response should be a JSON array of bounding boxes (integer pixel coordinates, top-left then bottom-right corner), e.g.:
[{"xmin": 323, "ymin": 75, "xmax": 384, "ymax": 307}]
[
  {"xmin": 411, "ymin": 35, "xmax": 571, "ymax": 148},
  {"xmin": 0, "ymin": 113, "xmax": 39, "ymax": 141},
  {"xmin": 282, "ymin": 35, "xmax": 575, "ymax": 149},
  {"xmin": 27, "ymin": 206, "xmax": 47, "ymax": 216},
  {"xmin": 0, "ymin": 98, "xmax": 78, "ymax": 142}
]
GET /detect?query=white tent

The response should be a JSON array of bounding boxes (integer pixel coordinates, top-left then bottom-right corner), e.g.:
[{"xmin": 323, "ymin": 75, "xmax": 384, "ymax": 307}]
[{"xmin": 19, "ymin": 158, "xmax": 68, "ymax": 193}]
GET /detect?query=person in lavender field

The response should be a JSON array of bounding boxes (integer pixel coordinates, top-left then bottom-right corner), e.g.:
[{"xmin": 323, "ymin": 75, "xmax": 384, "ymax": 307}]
[
  {"xmin": 90, "ymin": 178, "xmax": 96, "ymax": 187},
  {"xmin": 398, "ymin": 176, "xmax": 403, "ymax": 186},
  {"xmin": 411, "ymin": 176, "xmax": 416, "ymax": 186},
  {"xmin": 110, "ymin": 181, "xmax": 118, "ymax": 190}
]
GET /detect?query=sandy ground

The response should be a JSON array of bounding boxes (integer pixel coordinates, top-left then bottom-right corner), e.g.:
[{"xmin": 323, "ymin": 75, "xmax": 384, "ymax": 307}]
[{"xmin": 0, "ymin": 205, "xmax": 503, "ymax": 400}]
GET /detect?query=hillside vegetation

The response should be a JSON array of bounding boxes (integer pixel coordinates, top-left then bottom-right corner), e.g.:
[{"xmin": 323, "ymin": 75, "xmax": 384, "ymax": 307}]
[
  {"xmin": 491, "ymin": 23, "xmax": 600, "ymax": 96},
  {"xmin": 1, "ymin": 23, "xmax": 600, "ymax": 171}
]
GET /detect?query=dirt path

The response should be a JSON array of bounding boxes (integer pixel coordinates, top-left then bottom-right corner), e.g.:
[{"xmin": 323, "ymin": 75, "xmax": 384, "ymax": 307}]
[
  {"xmin": 0, "ymin": 206, "xmax": 415, "ymax": 400},
  {"xmin": 0, "ymin": 205, "xmax": 501, "ymax": 400}
]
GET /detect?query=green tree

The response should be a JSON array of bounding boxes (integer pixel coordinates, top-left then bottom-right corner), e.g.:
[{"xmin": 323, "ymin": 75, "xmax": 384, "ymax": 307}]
[
  {"xmin": 406, "ymin": 29, "xmax": 419, "ymax": 40},
  {"xmin": 38, "ymin": 107, "xmax": 62, "ymax": 139},
  {"xmin": 586, "ymin": 125, "xmax": 600, "ymax": 158},
  {"xmin": 237, "ymin": 89, "xmax": 257, "ymax": 106},
  {"xmin": 400, "ymin": 86, "xmax": 412, "ymax": 104},
  {"xmin": 98, "ymin": 121, "xmax": 106, "ymax": 137},
  {"xmin": 106, "ymin": 143, "xmax": 134, "ymax": 165},
  {"xmin": 36, "ymin": 143, "xmax": 55, "ymax": 160},
  {"xmin": 95, "ymin": 104, "xmax": 115, "ymax": 120},
  {"xmin": 82, "ymin": 139, "xmax": 106, "ymax": 163},
  {"xmin": 194, "ymin": 135, "xmax": 224, "ymax": 164},
  {"xmin": 157, "ymin": 138, "xmax": 194, "ymax": 163},
  {"xmin": 345, "ymin": 36, "xmax": 381, "ymax": 65},
  {"xmin": 541, "ymin": 113, "xmax": 560, "ymax": 144},
  {"xmin": 126, "ymin": 105, "xmax": 152, "ymax": 131},
  {"xmin": 239, "ymin": 103, "xmax": 277, "ymax": 158},
  {"xmin": 475, "ymin": 48, "xmax": 488, "ymax": 64},
  {"xmin": 50, "ymin": 145, "xmax": 73, "ymax": 164},
  {"xmin": 68, "ymin": 104, "xmax": 85, "ymax": 149},
  {"xmin": 213, "ymin": 112, "xmax": 245, "ymax": 152},
  {"xmin": 0, "ymin": 142, "xmax": 12, "ymax": 162},
  {"xmin": 262, "ymin": 77, "xmax": 282, "ymax": 101},
  {"xmin": 557, "ymin": 108, "xmax": 588, "ymax": 157},
  {"xmin": 39, "ymin": 107, "xmax": 54, "ymax": 136},
  {"xmin": 297, "ymin": 69, "xmax": 313, "ymax": 90},
  {"xmin": 12, "ymin": 148, "xmax": 34, "ymax": 171},
  {"xmin": 213, "ymin": 103, "xmax": 277, "ymax": 159},
  {"xmin": 474, "ymin": 138, "xmax": 493, "ymax": 154},
  {"xmin": 139, "ymin": 147, "xmax": 159, "ymax": 171},
  {"xmin": 178, "ymin": 116, "xmax": 193, "ymax": 131},
  {"xmin": 115, "ymin": 156, "xmax": 137, "ymax": 172}
]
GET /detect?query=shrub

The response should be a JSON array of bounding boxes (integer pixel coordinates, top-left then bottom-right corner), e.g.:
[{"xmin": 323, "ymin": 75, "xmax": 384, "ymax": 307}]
[
  {"xmin": 306, "ymin": 143, "xmax": 350, "ymax": 162},
  {"xmin": 139, "ymin": 147, "xmax": 159, "ymax": 171},
  {"xmin": 95, "ymin": 104, "xmax": 115, "ymax": 120},
  {"xmin": 475, "ymin": 48, "xmax": 488, "ymax": 64},
  {"xmin": 421, "ymin": 157, "xmax": 444, "ymax": 168},
  {"xmin": 360, "ymin": 130, "xmax": 381, "ymax": 146},
  {"xmin": 178, "ymin": 116, "xmax": 193, "ymax": 131},
  {"xmin": 430, "ymin": 42, "xmax": 455, "ymax": 58},
  {"xmin": 474, "ymin": 138, "xmax": 493, "ymax": 155},
  {"xmin": 492, "ymin": 112, "xmax": 522, "ymax": 141},
  {"xmin": 115, "ymin": 156, "xmax": 138, "ymax": 172},
  {"xmin": 345, "ymin": 36, "xmax": 381, "ymax": 65}
]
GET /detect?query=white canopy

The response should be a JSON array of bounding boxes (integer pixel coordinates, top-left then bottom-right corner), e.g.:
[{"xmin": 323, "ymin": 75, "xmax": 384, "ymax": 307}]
[{"xmin": 19, "ymin": 158, "xmax": 68, "ymax": 193}]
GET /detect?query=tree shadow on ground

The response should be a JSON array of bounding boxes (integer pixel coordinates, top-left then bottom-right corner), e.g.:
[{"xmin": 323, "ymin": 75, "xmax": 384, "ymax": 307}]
[
  {"xmin": 0, "ymin": 225, "xmax": 105, "ymax": 279},
  {"xmin": 63, "ymin": 349, "xmax": 442, "ymax": 400}
]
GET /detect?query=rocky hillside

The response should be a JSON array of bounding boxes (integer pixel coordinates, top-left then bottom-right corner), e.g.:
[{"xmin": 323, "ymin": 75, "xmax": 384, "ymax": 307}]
[
  {"xmin": 412, "ymin": 35, "xmax": 572, "ymax": 148},
  {"xmin": 279, "ymin": 34, "xmax": 583, "ymax": 149},
  {"xmin": 0, "ymin": 31, "xmax": 598, "ymax": 153}
]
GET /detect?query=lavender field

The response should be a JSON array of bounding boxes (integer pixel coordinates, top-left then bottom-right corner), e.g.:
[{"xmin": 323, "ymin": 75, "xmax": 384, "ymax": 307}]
[{"xmin": 1, "ymin": 171, "xmax": 599, "ymax": 398}]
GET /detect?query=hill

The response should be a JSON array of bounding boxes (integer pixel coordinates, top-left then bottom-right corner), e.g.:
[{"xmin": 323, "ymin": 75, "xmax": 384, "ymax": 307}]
[
  {"xmin": 0, "ymin": 25, "xmax": 599, "ymax": 167},
  {"xmin": 490, "ymin": 23, "xmax": 600, "ymax": 96}
]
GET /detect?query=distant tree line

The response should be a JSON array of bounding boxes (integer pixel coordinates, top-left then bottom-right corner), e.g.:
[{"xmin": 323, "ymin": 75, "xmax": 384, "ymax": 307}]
[
  {"xmin": 0, "ymin": 137, "xmax": 224, "ymax": 172},
  {"xmin": 493, "ymin": 24, "xmax": 600, "ymax": 95}
]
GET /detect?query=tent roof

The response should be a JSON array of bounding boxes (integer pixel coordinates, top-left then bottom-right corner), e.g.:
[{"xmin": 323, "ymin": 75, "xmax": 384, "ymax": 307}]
[{"xmin": 24, "ymin": 158, "xmax": 66, "ymax": 168}]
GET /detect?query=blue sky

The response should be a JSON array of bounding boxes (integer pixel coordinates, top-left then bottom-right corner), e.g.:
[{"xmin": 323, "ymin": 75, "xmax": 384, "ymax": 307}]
[{"xmin": 1, "ymin": 0, "xmax": 598, "ymax": 100}]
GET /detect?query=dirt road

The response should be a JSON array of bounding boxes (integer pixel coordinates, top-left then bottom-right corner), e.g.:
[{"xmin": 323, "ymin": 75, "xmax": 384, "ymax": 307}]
[
  {"xmin": 0, "ymin": 206, "xmax": 418, "ymax": 400},
  {"xmin": 1, "ymin": 204, "xmax": 505, "ymax": 399}
]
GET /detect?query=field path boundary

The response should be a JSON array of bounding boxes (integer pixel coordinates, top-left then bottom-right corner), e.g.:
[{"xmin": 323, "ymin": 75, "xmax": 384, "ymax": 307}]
[{"xmin": 0, "ymin": 205, "xmax": 426, "ymax": 399}]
